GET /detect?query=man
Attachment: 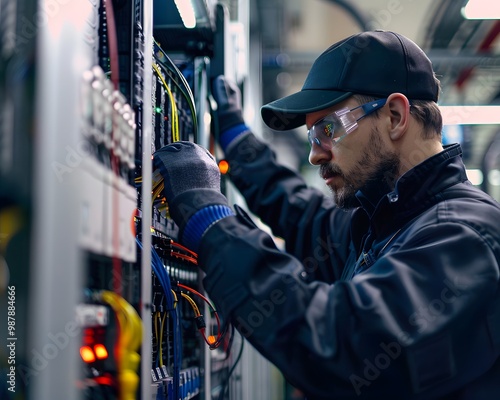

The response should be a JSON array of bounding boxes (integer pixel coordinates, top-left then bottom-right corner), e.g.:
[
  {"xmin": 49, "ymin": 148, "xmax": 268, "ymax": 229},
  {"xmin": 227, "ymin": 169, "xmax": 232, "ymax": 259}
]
[{"xmin": 154, "ymin": 31, "xmax": 500, "ymax": 399}]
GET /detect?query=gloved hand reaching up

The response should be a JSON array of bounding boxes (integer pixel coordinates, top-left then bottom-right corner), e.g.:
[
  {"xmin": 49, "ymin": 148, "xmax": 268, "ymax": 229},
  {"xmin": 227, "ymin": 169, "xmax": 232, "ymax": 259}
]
[
  {"xmin": 153, "ymin": 141, "xmax": 234, "ymax": 251},
  {"xmin": 211, "ymin": 75, "xmax": 250, "ymax": 151}
]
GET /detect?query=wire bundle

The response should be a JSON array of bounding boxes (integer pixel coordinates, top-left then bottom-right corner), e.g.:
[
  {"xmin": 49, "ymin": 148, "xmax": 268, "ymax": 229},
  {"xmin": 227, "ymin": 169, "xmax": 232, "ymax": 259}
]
[
  {"xmin": 153, "ymin": 40, "xmax": 198, "ymax": 140},
  {"xmin": 99, "ymin": 290, "xmax": 143, "ymax": 400},
  {"xmin": 153, "ymin": 62, "xmax": 180, "ymax": 142},
  {"xmin": 177, "ymin": 283, "xmax": 227, "ymax": 349},
  {"xmin": 136, "ymin": 238, "xmax": 181, "ymax": 400},
  {"xmin": 168, "ymin": 239, "xmax": 198, "ymax": 266},
  {"xmin": 135, "ymin": 44, "xmax": 200, "ymax": 217}
]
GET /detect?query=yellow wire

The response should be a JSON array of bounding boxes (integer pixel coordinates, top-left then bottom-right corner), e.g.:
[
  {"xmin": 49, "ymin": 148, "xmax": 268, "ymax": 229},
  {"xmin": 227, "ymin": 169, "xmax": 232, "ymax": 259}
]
[
  {"xmin": 154, "ymin": 312, "xmax": 159, "ymax": 366},
  {"xmin": 153, "ymin": 39, "xmax": 197, "ymax": 135},
  {"xmin": 154, "ymin": 311, "xmax": 159, "ymax": 342},
  {"xmin": 153, "ymin": 62, "xmax": 179, "ymax": 142},
  {"xmin": 157, "ymin": 313, "xmax": 163, "ymax": 366},
  {"xmin": 151, "ymin": 182, "xmax": 164, "ymax": 207},
  {"xmin": 101, "ymin": 291, "xmax": 143, "ymax": 400},
  {"xmin": 159, "ymin": 313, "xmax": 167, "ymax": 367},
  {"xmin": 152, "ymin": 168, "xmax": 163, "ymax": 185},
  {"xmin": 171, "ymin": 289, "xmax": 178, "ymax": 304},
  {"xmin": 101, "ymin": 291, "xmax": 143, "ymax": 354},
  {"xmin": 101, "ymin": 292, "xmax": 128, "ymax": 360},
  {"xmin": 181, "ymin": 292, "xmax": 200, "ymax": 316},
  {"xmin": 0, "ymin": 206, "xmax": 24, "ymax": 253}
]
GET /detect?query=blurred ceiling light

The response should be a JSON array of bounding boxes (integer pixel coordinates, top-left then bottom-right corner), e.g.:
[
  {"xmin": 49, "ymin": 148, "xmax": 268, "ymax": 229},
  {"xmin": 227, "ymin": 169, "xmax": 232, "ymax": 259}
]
[
  {"xmin": 466, "ymin": 169, "xmax": 483, "ymax": 186},
  {"xmin": 462, "ymin": 0, "xmax": 500, "ymax": 19},
  {"xmin": 488, "ymin": 170, "xmax": 500, "ymax": 186},
  {"xmin": 174, "ymin": 0, "xmax": 196, "ymax": 29},
  {"xmin": 440, "ymin": 105, "xmax": 500, "ymax": 125}
]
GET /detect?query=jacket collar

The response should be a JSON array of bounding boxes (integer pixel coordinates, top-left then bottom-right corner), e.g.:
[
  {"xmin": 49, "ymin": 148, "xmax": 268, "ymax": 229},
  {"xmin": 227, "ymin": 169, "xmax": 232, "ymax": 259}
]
[{"xmin": 354, "ymin": 144, "xmax": 468, "ymax": 237}]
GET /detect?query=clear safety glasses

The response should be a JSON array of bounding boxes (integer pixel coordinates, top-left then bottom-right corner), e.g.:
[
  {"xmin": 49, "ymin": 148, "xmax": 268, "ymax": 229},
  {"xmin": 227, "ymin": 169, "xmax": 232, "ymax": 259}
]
[{"xmin": 307, "ymin": 98, "xmax": 387, "ymax": 150}]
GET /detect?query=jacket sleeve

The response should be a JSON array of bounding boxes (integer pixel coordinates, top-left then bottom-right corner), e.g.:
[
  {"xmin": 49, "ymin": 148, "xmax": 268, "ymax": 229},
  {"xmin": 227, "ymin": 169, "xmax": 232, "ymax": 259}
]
[
  {"xmin": 199, "ymin": 214, "xmax": 500, "ymax": 399},
  {"xmin": 224, "ymin": 132, "xmax": 353, "ymax": 283}
]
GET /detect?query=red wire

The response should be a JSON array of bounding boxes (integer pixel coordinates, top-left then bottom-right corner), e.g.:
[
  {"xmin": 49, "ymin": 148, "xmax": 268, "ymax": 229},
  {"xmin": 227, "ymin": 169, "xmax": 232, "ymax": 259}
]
[
  {"xmin": 103, "ymin": 0, "xmax": 121, "ymax": 295},
  {"xmin": 170, "ymin": 251, "xmax": 198, "ymax": 265},
  {"xmin": 103, "ymin": 0, "xmax": 120, "ymax": 89},
  {"xmin": 177, "ymin": 283, "xmax": 213, "ymax": 308},
  {"xmin": 199, "ymin": 328, "xmax": 213, "ymax": 346},
  {"xmin": 177, "ymin": 283, "xmax": 222, "ymax": 341},
  {"xmin": 103, "ymin": 0, "xmax": 126, "ymax": 294},
  {"xmin": 170, "ymin": 241, "xmax": 198, "ymax": 258}
]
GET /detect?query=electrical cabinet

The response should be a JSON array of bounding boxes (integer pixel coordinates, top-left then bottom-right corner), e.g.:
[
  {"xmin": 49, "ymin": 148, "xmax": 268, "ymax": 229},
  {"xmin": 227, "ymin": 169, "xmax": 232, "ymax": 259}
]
[
  {"xmin": 0, "ymin": 1, "xmax": 282, "ymax": 399},
  {"xmin": 0, "ymin": 0, "xmax": 217, "ymax": 398}
]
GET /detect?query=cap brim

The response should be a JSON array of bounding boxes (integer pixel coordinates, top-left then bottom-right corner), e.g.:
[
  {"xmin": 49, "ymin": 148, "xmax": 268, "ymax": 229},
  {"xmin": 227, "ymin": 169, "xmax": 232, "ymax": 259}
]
[{"xmin": 261, "ymin": 90, "xmax": 352, "ymax": 131}]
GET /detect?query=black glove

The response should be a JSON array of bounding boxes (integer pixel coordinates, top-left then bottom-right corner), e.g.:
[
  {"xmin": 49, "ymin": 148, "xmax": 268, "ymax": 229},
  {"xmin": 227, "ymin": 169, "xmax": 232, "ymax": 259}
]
[
  {"xmin": 153, "ymin": 141, "xmax": 230, "ymax": 244},
  {"xmin": 212, "ymin": 76, "xmax": 249, "ymax": 151}
]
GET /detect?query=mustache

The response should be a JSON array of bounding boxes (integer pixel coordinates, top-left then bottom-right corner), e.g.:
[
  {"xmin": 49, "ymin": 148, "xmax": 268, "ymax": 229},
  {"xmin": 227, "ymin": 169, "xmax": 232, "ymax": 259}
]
[{"xmin": 320, "ymin": 163, "xmax": 343, "ymax": 179}]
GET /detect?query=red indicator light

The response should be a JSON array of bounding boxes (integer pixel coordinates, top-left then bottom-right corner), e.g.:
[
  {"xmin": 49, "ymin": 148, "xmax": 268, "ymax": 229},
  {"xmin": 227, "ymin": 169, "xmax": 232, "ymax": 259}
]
[
  {"xmin": 94, "ymin": 344, "xmax": 109, "ymax": 360},
  {"xmin": 80, "ymin": 346, "xmax": 96, "ymax": 363},
  {"xmin": 218, "ymin": 160, "xmax": 229, "ymax": 175}
]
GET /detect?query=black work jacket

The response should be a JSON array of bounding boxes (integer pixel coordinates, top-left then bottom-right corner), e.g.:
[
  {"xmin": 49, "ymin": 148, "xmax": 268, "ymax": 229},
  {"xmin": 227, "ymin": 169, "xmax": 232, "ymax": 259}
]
[{"xmin": 199, "ymin": 133, "xmax": 500, "ymax": 399}]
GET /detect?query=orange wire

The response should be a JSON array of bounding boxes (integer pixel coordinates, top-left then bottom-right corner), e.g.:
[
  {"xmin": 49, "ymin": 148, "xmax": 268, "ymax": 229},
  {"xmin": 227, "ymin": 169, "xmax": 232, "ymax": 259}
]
[
  {"xmin": 170, "ymin": 251, "xmax": 198, "ymax": 265},
  {"xmin": 170, "ymin": 241, "xmax": 198, "ymax": 258}
]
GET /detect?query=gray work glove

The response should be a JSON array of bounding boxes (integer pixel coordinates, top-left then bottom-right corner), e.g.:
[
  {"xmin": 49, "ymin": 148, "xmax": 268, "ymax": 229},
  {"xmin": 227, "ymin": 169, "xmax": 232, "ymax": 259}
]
[
  {"xmin": 153, "ymin": 141, "xmax": 232, "ymax": 248},
  {"xmin": 212, "ymin": 76, "xmax": 249, "ymax": 151}
]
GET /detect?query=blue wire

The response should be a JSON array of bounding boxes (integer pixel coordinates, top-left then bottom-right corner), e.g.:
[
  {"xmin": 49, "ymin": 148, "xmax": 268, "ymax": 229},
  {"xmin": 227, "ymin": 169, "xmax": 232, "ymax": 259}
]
[
  {"xmin": 149, "ymin": 242, "xmax": 181, "ymax": 400},
  {"xmin": 136, "ymin": 237, "xmax": 181, "ymax": 400},
  {"xmin": 136, "ymin": 238, "xmax": 174, "ymax": 308}
]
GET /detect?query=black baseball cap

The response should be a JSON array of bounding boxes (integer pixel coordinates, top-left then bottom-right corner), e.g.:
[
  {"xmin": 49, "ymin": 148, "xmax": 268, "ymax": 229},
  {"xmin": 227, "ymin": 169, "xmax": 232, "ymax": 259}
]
[{"xmin": 261, "ymin": 30, "xmax": 439, "ymax": 131}]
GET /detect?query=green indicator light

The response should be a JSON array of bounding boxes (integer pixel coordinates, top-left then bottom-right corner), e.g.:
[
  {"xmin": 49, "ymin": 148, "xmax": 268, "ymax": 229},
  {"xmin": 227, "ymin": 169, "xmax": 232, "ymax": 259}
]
[{"xmin": 155, "ymin": 107, "xmax": 162, "ymax": 113}]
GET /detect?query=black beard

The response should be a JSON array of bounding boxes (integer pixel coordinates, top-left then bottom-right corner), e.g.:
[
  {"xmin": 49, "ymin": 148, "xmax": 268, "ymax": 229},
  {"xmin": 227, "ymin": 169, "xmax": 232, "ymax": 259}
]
[
  {"xmin": 320, "ymin": 163, "xmax": 359, "ymax": 210},
  {"xmin": 360, "ymin": 155, "xmax": 401, "ymax": 201},
  {"xmin": 320, "ymin": 128, "xmax": 400, "ymax": 210}
]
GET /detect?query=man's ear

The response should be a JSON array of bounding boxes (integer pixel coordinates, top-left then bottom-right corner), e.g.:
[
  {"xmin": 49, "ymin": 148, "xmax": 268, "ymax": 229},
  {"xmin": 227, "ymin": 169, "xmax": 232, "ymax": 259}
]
[{"xmin": 386, "ymin": 93, "xmax": 411, "ymax": 141}]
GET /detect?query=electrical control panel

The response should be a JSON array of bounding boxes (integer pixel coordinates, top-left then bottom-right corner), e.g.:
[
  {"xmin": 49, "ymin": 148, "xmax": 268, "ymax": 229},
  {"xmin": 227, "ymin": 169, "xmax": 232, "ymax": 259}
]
[
  {"xmin": 1, "ymin": 0, "xmax": 253, "ymax": 399},
  {"xmin": 76, "ymin": 0, "xmax": 223, "ymax": 398},
  {"xmin": 66, "ymin": 0, "xmax": 232, "ymax": 398}
]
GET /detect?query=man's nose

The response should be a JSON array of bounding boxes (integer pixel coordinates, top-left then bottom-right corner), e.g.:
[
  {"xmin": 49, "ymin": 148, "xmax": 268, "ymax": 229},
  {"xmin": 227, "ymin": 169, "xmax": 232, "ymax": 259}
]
[{"xmin": 308, "ymin": 141, "xmax": 333, "ymax": 165}]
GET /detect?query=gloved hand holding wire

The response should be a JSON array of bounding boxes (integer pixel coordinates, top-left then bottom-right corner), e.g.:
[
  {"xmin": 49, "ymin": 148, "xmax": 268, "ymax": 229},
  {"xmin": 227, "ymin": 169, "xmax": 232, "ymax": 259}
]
[
  {"xmin": 211, "ymin": 75, "xmax": 250, "ymax": 152},
  {"xmin": 153, "ymin": 141, "xmax": 234, "ymax": 251}
]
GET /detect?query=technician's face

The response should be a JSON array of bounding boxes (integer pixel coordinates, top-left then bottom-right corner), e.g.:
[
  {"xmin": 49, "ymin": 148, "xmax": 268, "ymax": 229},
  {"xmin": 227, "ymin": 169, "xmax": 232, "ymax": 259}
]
[{"xmin": 306, "ymin": 100, "xmax": 400, "ymax": 210}]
